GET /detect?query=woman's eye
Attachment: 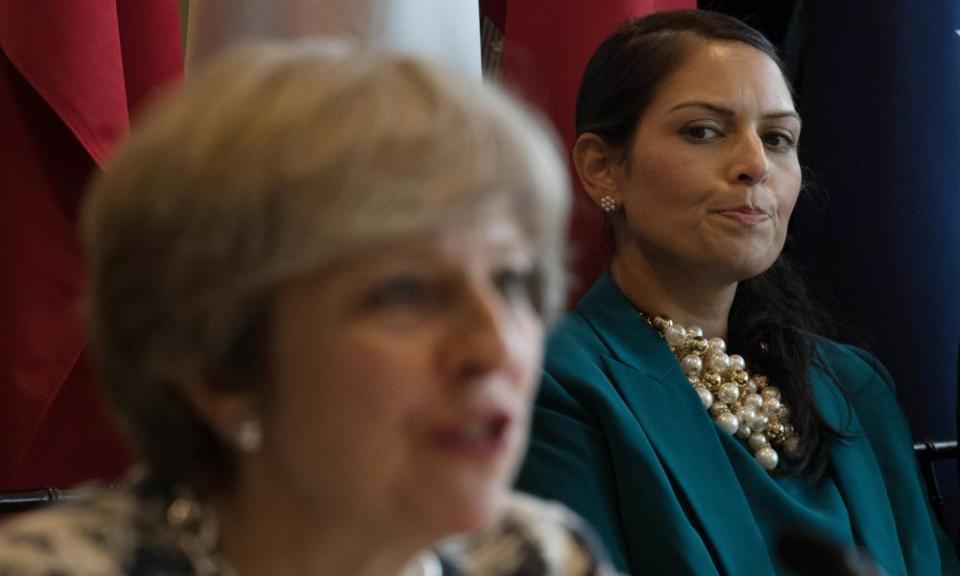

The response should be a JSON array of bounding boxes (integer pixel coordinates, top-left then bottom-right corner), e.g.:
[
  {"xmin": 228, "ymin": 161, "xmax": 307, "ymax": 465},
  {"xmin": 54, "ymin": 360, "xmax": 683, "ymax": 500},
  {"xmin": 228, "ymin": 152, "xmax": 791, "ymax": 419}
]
[
  {"xmin": 680, "ymin": 125, "xmax": 723, "ymax": 141},
  {"xmin": 494, "ymin": 267, "xmax": 538, "ymax": 304},
  {"xmin": 363, "ymin": 276, "xmax": 429, "ymax": 309},
  {"xmin": 762, "ymin": 131, "xmax": 796, "ymax": 151}
]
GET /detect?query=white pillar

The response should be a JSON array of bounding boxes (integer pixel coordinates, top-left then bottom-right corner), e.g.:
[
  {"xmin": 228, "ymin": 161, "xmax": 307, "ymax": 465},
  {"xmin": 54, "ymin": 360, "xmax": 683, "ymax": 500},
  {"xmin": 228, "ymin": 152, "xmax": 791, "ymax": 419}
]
[{"xmin": 186, "ymin": 0, "xmax": 480, "ymax": 78}]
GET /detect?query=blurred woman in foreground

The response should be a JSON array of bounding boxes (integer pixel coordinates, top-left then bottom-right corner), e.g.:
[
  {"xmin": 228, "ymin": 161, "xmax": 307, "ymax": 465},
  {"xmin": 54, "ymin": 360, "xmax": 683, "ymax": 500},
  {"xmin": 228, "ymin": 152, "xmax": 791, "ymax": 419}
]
[{"xmin": 0, "ymin": 43, "xmax": 614, "ymax": 575}]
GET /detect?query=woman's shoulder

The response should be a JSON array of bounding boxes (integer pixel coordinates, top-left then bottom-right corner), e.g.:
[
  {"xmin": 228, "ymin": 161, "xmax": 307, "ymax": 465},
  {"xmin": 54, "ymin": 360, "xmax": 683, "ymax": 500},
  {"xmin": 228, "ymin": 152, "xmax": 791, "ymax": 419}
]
[
  {"xmin": 547, "ymin": 309, "xmax": 601, "ymax": 350},
  {"xmin": 544, "ymin": 310, "xmax": 614, "ymax": 377},
  {"xmin": 812, "ymin": 338, "xmax": 895, "ymax": 397},
  {"xmin": 442, "ymin": 492, "xmax": 618, "ymax": 575},
  {"xmin": 0, "ymin": 485, "xmax": 137, "ymax": 575},
  {"xmin": 0, "ymin": 481, "xmax": 190, "ymax": 576},
  {"xmin": 811, "ymin": 338, "xmax": 919, "ymax": 462}
]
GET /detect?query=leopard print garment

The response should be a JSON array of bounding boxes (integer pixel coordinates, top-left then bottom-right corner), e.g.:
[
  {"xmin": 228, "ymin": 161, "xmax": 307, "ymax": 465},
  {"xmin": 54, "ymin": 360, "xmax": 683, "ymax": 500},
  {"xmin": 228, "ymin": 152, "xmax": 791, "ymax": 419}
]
[{"xmin": 0, "ymin": 480, "xmax": 617, "ymax": 576}]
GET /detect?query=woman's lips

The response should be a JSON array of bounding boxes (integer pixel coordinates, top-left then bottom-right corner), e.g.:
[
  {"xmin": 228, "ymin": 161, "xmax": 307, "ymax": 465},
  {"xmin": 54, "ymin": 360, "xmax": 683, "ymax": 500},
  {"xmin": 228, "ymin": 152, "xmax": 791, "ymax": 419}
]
[
  {"xmin": 718, "ymin": 207, "xmax": 771, "ymax": 225},
  {"xmin": 429, "ymin": 413, "xmax": 512, "ymax": 459}
]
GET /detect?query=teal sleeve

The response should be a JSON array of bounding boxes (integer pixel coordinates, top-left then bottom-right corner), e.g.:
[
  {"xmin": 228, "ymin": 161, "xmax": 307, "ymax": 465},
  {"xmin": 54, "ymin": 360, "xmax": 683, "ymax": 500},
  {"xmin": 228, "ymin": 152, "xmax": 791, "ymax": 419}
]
[
  {"xmin": 937, "ymin": 527, "xmax": 960, "ymax": 576},
  {"xmin": 841, "ymin": 345, "xmax": 960, "ymax": 575},
  {"xmin": 516, "ymin": 372, "xmax": 631, "ymax": 572}
]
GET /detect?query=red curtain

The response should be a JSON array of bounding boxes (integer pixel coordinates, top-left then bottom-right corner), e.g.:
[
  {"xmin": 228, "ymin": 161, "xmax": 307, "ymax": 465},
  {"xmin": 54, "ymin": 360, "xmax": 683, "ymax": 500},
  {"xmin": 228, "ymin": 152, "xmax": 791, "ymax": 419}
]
[
  {"xmin": 0, "ymin": 0, "xmax": 183, "ymax": 490},
  {"xmin": 484, "ymin": 0, "xmax": 695, "ymax": 298}
]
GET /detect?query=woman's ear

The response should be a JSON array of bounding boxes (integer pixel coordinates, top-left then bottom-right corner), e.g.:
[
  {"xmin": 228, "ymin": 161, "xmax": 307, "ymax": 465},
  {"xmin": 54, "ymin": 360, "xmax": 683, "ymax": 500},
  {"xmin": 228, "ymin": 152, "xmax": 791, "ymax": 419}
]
[
  {"xmin": 175, "ymin": 377, "xmax": 262, "ymax": 453},
  {"xmin": 572, "ymin": 133, "xmax": 623, "ymax": 212}
]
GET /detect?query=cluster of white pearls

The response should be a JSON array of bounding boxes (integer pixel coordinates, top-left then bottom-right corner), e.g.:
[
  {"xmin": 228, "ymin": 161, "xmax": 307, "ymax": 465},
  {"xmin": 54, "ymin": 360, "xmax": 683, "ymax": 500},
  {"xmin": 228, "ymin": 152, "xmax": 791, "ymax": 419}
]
[
  {"xmin": 651, "ymin": 315, "xmax": 801, "ymax": 471},
  {"xmin": 598, "ymin": 195, "xmax": 618, "ymax": 213}
]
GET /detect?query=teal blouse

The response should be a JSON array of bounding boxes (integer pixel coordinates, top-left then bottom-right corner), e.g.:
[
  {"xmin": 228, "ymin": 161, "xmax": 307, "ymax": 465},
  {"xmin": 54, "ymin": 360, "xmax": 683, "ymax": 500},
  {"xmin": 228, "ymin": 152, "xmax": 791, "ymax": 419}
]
[{"xmin": 517, "ymin": 272, "xmax": 958, "ymax": 575}]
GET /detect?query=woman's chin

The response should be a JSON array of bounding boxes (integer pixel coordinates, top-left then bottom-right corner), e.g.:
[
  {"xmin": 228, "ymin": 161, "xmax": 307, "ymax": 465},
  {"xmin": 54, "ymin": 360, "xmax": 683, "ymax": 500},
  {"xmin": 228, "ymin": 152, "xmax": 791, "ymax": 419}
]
[
  {"xmin": 699, "ymin": 244, "xmax": 782, "ymax": 283},
  {"xmin": 417, "ymin": 434, "xmax": 525, "ymax": 535},
  {"xmin": 421, "ymin": 480, "xmax": 511, "ymax": 537},
  {"xmin": 733, "ymin": 261, "xmax": 778, "ymax": 283}
]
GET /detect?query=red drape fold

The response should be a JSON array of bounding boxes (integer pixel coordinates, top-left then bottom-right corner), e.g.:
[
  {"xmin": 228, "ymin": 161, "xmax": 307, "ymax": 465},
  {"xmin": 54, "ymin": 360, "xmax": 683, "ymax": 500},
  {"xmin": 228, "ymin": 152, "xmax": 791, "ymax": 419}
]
[
  {"xmin": 0, "ymin": 0, "xmax": 183, "ymax": 490},
  {"xmin": 497, "ymin": 0, "xmax": 695, "ymax": 296}
]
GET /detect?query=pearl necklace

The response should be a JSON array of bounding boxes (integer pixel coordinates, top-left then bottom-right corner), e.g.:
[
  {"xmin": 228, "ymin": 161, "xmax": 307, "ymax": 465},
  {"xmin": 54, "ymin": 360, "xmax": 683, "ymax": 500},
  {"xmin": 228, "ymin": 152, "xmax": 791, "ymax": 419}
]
[{"xmin": 645, "ymin": 314, "xmax": 801, "ymax": 471}]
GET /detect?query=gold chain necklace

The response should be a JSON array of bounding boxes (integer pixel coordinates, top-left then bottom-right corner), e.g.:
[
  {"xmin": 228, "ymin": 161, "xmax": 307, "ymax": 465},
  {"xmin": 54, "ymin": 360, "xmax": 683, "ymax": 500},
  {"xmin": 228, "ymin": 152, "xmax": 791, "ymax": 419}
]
[{"xmin": 645, "ymin": 314, "xmax": 801, "ymax": 471}]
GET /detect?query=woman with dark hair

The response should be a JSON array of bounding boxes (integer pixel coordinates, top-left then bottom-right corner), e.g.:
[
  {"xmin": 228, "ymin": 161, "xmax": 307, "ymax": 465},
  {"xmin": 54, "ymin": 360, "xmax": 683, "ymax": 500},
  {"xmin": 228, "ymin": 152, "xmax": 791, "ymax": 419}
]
[{"xmin": 516, "ymin": 9, "xmax": 958, "ymax": 575}]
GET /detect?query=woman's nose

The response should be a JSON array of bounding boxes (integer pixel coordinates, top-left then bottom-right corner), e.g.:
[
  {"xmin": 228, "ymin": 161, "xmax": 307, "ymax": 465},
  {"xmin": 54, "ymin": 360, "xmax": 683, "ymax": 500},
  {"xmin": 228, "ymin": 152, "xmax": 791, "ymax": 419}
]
[
  {"xmin": 729, "ymin": 133, "xmax": 770, "ymax": 186},
  {"xmin": 441, "ymin": 283, "xmax": 514, "ymax": 383}
]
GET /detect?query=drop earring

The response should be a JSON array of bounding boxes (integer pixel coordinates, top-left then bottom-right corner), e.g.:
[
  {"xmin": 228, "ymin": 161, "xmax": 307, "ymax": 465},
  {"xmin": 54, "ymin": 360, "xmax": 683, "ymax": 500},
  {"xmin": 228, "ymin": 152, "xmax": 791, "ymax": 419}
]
[{"xmin": 231, "ymin": 418, "xmax": 262, "ymax": 453}]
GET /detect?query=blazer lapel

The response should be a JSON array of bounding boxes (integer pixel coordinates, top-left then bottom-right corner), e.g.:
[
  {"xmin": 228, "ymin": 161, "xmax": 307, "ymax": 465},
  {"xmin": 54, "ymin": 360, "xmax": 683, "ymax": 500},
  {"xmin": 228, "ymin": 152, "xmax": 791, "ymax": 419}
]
[{"xmin": 576, "ymin": 273, "xmax": 775, "ymax": 574}]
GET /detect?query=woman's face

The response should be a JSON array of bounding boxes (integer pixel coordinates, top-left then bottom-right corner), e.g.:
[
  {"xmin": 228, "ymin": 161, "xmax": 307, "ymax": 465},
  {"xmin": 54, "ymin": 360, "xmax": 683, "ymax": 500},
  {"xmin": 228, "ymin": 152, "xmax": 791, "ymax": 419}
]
[
  {"xmin": 260, "ymin": 208, "xmax": 543, "ymax": 540},
  {"xmin": 615, "ymin": 41, "xmax": 802, "ymax": 282}
]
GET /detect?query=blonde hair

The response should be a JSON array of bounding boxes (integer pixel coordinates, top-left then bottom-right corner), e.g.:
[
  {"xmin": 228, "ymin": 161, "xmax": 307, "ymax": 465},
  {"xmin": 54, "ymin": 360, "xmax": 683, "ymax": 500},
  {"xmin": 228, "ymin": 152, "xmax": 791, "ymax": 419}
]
[{"xmin": 82, "ymin": 42, "xmax": 570, "ymax": 487}]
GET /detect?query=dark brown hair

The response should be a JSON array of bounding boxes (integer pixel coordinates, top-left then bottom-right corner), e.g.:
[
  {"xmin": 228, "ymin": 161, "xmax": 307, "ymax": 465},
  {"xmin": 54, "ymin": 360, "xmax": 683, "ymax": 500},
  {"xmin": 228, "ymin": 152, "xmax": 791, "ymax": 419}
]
[{"xmin": 576, "ymin": 9, "xmax": 791, "ymax": 145}]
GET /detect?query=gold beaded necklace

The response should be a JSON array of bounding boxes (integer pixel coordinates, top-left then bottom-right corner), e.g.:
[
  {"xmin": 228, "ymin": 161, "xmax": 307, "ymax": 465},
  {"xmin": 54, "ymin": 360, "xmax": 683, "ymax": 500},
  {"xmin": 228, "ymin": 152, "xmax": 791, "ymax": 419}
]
[{"xmin": 645, "ymin": 314, "xmax": 801, "ymax": 471}]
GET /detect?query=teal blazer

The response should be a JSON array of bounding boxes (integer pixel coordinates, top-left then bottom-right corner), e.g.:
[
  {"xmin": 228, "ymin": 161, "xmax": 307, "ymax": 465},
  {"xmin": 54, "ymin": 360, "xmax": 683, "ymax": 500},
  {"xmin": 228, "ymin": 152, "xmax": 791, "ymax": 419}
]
[{"xmin": 517, "ymin": 272, "xmax": 958, "ymax": 575}]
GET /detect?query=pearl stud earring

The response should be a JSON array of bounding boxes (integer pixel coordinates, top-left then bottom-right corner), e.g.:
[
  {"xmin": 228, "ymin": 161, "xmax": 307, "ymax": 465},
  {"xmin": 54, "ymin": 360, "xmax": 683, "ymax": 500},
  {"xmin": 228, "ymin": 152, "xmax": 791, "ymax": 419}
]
[{"xmin": 599, "ymin": 195, "xmax": 618, "ymax": 213}]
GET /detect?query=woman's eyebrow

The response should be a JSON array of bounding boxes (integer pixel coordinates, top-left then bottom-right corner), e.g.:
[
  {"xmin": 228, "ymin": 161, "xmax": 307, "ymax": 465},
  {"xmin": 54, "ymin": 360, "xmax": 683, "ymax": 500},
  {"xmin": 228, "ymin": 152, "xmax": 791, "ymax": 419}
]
[{"xmin": 667, "ymin": 101, "xmax": 801, "ymax": 121}]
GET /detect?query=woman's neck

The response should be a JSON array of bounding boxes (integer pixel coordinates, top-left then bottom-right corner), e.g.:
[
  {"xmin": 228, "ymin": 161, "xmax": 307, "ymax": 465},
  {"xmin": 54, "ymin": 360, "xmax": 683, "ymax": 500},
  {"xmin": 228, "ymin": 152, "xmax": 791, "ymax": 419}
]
[
  {"xmin": 610, "ymin": 247, "xmax": 737, "ymax": 340},
  {"xmin": 207, "ymin": 473, "xmax": 432, "ymax": 576}
]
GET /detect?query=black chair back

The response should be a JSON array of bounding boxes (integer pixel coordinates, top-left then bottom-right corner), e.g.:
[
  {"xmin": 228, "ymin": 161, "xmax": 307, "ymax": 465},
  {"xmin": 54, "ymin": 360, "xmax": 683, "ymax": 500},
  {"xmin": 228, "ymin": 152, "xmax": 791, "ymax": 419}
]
[
  {"xmin": 914, "ymin": 439, "xmax": 959, "ymax": 528},
  {"xmin": 0, "ymin": 487, "xmax": 85, "ymax": 514}
]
